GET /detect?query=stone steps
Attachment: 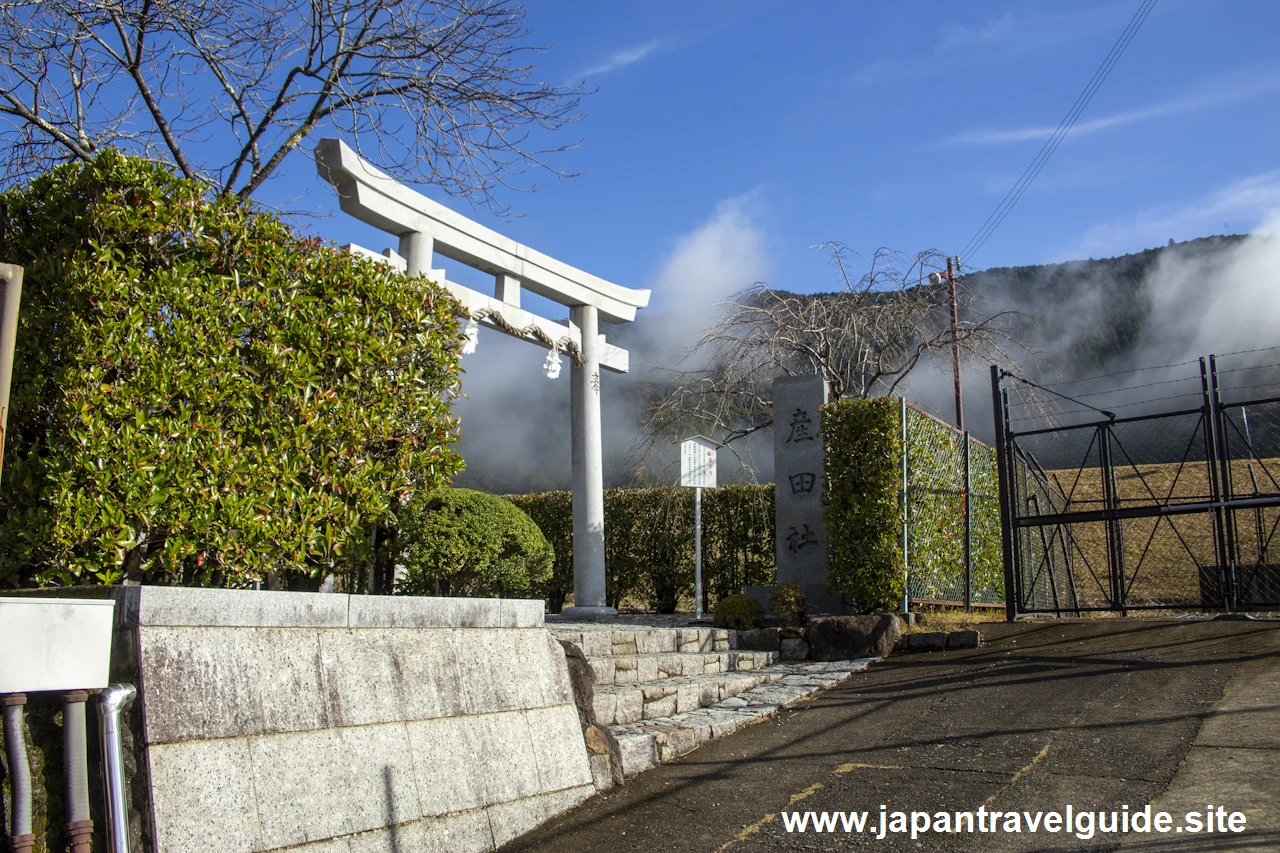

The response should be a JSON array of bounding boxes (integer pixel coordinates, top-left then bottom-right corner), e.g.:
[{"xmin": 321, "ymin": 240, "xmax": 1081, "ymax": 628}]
[
  {"xmin": 592, "ymin": 668, "xmax": 785, "ymax": 725},
  {"xmin": 549, "ymin": 625, "xmax": 733, "ymax": 657},
  {"xmin": 611, "ymin": 660, "xmax": 876, "ymax": 776},
  {"xmin": 551, "ymin": 622, "xmax": 880, "ymax": 782},
  {"xmin": 588, "ymin": 649, "xmax": 779, "ymax": 686}
]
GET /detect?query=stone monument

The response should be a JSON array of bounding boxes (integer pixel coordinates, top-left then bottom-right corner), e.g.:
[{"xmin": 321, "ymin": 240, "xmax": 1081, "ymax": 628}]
[{"xmin": 756, "ymin": 374, "xmax": 849, "ymax": 615}]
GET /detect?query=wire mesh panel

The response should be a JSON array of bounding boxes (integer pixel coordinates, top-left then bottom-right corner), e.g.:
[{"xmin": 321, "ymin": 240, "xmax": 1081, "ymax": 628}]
[
  {"xmin": 1108, "ymin": 411, "xmax": 1220, "ymax": 609},
  {"xmin": 903, "ymin": 406, "xmax": 1004, "ymax": 608},
  {"xmin": 968, "ymin": 434, "xmax": 1004, "ymax": 605}
]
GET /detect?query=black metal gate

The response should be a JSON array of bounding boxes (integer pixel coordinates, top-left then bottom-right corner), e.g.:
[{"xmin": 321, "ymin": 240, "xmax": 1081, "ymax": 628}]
[{"xmin": 991, "ymin": 355, "xmax": 1280, "ymax": 618}]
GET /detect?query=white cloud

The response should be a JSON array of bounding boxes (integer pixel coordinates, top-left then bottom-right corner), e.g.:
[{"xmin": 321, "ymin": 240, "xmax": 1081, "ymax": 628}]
[
  {"xmin": 852, "ymin": 3, "xmax": 1124, "ymax": 87},
  {"xmin": 940, "ymin": 4, "xmax": 1122, "ymax": 51},
  {"xmin": 645, "ymin": 193, "xmax": 770, "ymax": 359},
  {"xmin": 1063, "ymin": 170, "xmax": 1280, "ymax": 259},
  {"xmin": 948, "ymin": 77, "xmax": 1280, "ymax": 147},
  {"xmin": 573, "ymin": 39, "xmax": 663, "ymax": 79}
]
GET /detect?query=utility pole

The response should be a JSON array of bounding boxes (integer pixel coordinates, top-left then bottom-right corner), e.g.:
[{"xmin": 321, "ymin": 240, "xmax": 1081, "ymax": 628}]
[{"xmin": 948, "ymin": 257, "xmax": 964, "ymax": 432}]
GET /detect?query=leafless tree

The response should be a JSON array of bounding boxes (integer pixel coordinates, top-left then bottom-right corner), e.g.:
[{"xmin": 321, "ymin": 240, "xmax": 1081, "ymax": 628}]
[
  {"xmin": 638, "ymin": 244, "xmax": 1027, "ymax": 456},
  {"xmin": 0, "ymin": 0, "xmax": 584, "ymax": 210}
]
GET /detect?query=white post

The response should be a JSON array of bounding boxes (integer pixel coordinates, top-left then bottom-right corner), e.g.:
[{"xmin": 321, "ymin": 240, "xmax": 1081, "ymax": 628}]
[
  {"xmin": 399, "ymin": 231, "xmax": 433, "ymax": 277},
  {"xmin": 695, "ymin": 486, "xmax": 703, "ymax": 620},
  {"xmin": 564, "ymin": 304, "xmax": 614, "ymax": 617}
]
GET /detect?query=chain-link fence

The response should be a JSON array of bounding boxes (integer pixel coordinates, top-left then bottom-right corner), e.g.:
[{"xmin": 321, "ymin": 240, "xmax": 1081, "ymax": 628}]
[{"xmin": 903, "ymin": 403, "xmax": 1004, "ymax": 609}]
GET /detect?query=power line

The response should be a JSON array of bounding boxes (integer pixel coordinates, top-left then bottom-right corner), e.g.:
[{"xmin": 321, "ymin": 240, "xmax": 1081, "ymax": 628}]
[
  {"xmin": 1037, "ymin": 358, "xmax": 1198, "ymax": 389},
  {"xmin": 959, "ymin": 0, "xmax": 1158, "ymax": 265}
]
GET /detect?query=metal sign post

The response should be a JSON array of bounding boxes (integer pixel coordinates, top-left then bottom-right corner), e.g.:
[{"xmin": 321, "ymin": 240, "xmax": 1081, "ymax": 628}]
[{"xmin": 680, "ymin": 436, "xmax": 717, "ymax": 619}]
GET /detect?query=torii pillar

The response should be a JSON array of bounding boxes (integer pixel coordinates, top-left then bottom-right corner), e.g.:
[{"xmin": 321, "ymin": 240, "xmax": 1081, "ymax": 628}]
[{"xmin": 568, "ymin": 305, "xmax": 609, "ymax": 615}]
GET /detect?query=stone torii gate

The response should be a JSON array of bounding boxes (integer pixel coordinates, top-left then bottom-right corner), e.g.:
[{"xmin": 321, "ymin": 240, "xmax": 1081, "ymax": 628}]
[{"xmin": 316, "ymin": 138, "xmax": 649, "ymax": 617}]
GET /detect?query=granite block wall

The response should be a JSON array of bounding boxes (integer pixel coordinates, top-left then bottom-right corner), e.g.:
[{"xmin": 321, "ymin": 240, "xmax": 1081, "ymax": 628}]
[{"xmin": 21, "ymin": 588, "xmax": 591, "ymax": 853}]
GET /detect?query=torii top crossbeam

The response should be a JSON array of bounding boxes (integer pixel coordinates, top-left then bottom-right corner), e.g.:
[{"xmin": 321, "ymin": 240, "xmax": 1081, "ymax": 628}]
[
  {"xmin": 316, "ymin": 138, "xmax": 646, "ymax": 616},
  {"xmin": 316, "ymin": 139, "xmax": 648, "ymax": 373}
]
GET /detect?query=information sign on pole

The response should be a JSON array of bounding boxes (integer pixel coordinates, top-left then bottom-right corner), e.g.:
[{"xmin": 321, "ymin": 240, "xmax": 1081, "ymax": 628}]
[
  {"xmin": 680, "ymin": 436, "xmax": 718, "ymax": 619},
  {"xmin": 680, "ymin": 436, "xmax": 717, "ymax": 488}
]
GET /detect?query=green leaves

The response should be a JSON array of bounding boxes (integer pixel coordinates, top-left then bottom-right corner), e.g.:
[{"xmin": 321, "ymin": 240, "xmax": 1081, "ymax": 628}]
[
  {"xmin": 822, "ymin": 397, "xmax": 905, "ymax": 613},
  {"xmin": 509, "ymin": 485, "xmax": 775, "ymax": 613},
  {"xmin": 0, "ymin": 151, "xmax": 465, "ymax": 588},
  {"xmin": 821, "ymin": 399, "xmax": 1004, "ymax": 613},
  {"xmin": 396, "ymin": 488, "xmax": 553, "ymax": 597}
]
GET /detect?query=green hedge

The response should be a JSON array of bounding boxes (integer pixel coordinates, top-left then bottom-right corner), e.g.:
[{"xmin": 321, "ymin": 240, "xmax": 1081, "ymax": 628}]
[
  {"xmin": 507, "ymin": 484, "xmax": 774, "ymax": 612},
  {"xmin": 506, "ymin": 490, "xmax": 573, "ymax": 611},
  {"xmin": 822, "ymin": 397, "xmax": 905, "ymax": 612},
  {"xmin": 0, "ymin": 152, "xmax": 465, "ymax": 589},
  {"xmin": 823, "ymin": 398, "xmax": 1004, "ymax": 613}
]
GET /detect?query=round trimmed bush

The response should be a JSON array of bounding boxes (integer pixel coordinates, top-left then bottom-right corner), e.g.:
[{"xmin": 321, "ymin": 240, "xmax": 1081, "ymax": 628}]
[
  {"xmin": 714, "ymin": 593, "xmax": 763, "ymax": 631},
  {"xmin": 396, "ymin": 488, "xmax": 553, "ymax": 597},
  {"xmin": 769, "ymin": 583, "xmax": 809, "ymax": 627}
]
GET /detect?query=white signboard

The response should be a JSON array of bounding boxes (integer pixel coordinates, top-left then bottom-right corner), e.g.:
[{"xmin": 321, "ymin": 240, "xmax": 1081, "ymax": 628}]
[{"xmin": 680, "ymin": 436, "xmax": 717, "ymax": 488}]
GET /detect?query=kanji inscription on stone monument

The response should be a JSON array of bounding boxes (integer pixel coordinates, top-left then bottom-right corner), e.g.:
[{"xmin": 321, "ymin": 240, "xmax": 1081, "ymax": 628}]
[{"xmin": 773, "ymin": 375, "xmax": 831, "ymax": 608}]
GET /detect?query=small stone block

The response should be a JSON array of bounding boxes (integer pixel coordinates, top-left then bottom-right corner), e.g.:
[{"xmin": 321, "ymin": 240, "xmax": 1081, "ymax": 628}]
[
  {"xmin": 589, "ymin": 752, "xmax": 615, "ymax": 791},
  {"xmin": 908, "ymin": 631, "xmax": 947, "ymax": 652},
  {"xmin": 946, "ymin": 630, "xmax": 981, "ymax": 650},
  {"xmin": 615, "ymin": 732, "xmax": 658, "ymax": 777}
]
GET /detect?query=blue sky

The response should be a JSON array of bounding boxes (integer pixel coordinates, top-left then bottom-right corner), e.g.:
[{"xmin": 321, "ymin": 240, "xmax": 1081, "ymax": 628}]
[{"xmin": 268, "ymin": 0, "xmax": 1280, "ymax": 319}]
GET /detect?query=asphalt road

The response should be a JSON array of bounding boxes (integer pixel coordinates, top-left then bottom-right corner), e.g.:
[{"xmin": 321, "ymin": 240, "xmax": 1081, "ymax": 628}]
[{"xmin": 504, "ymin": 619, "xmax": 1280, "ymax": 853}]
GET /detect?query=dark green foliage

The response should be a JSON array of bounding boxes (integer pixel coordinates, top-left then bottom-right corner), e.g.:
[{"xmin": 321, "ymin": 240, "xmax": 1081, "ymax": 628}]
[
  {"xmin": 605, "ymin": 488, "xmax": 692, "ymax": 613},
  {"xmin": 701, "ymin": 484, "xmax": 776, "ymax": 607},
  {"xmin": 505, "ymin": 490, "xmax": 573, "ymax": 612},
  {"xmin": 823, "ymin": 397, "xmax": 905, "ymax": 612},
  {"xmin": 713, "ymin": 593, "xmax": 762, "ymax": 631},
  {"xmin": 510, "ymin": 484, "xmax": 774, "ymax": 611},
  {"xmin": 823, "ymin": 398, "xmax": 1004, "ymax": 613},
  {"xmin": 769, "ymin": 582, "xmax": 808, "ymax": 627},
  {"xmin": 0, "ymin": 152, "xmax": 464, "ymax": 588},
  {"xmin": 397, "ymin": 488, "xmax": 552, "ymax": 597}
]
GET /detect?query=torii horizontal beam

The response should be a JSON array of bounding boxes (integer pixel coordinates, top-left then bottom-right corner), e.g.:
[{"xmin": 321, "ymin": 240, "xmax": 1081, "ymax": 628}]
[{"xmin": 316, "ymin": 138, "xmax": 650, "ymax": 324}]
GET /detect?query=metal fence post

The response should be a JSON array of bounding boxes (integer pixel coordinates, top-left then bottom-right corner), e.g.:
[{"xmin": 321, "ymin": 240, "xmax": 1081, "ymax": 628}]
[
  {"xmin": 900, "ymin": 396, "xmax": 909, "ymax": 613},
  {"xmin": 963, "ymin": 430, "xmax": 972, "ymax": 612},
  {"xmin": 990, "ymin": 367, "xmax": 1017, "ymax": 622},
  {"xmin": 1098, "ymin": 423, "xmax": 1126, "ymax": 613},
  {"xmin": 1201, "ymin": 357, "xmax": 1231, "ymax": 613},
  {"xmin": 1209, "ymin": 355, "xmax": 1239, "ymax": 610}
]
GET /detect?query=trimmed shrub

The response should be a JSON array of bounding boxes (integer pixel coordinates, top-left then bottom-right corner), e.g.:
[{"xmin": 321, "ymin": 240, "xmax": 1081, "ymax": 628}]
[
  {"xmin": 397, "ymin": 488, "xmax": 552, "ymax": 597},
  {"xmin": 769, "ymin": 582, "xmax": 809, "ymax": 627},
  {"xmin": 701, "ymin": 484, "xmax": 775, "ymax": 607},
  {"xmin": 822, "ymin": 397, "xmax": 905, "ymax": 612},
  {"xmin": 506, "ymin": 490, "xmax": 573, "ymax": 612},
  {"xmin": 0, "ymin": 152, "xmax": 464, "ymax": 588},
  {"xmin": 510, "ymin": 484, "xmax": 774, "ymax": 611},
  {"xmin": 713, "ymin": 593, "xmax": 762, "ymax": 631}
]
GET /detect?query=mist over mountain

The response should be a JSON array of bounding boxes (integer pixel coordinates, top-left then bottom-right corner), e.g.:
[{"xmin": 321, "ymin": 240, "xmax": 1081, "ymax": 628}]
[{"xmin": 452, "ymin": 232, "xmax": 1279, "ymax": 493}]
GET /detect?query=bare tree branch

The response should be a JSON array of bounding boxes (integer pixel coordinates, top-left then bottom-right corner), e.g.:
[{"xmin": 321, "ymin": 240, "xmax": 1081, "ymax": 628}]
[
  {"xmin": 0, "ymin": 0, "xmax": 585, "ymax": 210},
  {"xmin": 638, "ymin": 245, "xmax": 1033, "ymax": 464}
]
